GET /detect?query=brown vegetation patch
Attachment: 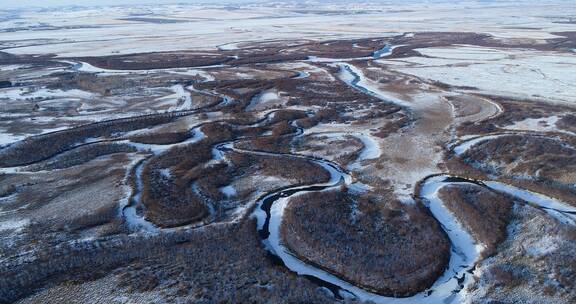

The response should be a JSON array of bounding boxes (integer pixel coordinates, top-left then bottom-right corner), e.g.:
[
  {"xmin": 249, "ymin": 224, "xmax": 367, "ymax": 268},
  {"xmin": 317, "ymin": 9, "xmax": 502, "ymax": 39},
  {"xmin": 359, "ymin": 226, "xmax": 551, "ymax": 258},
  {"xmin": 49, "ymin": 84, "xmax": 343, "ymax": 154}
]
[
  {"xmin": 28, "ymin": 142, "xmax": 137, "ymax": 171},
  {"xmin": 466, "ymin": 204, "xmax": 576, "ymax": 303},
  {"xmin": 549, "ymin": 31, "xmax": 576, "ymax": 50},
  {"xmin": 141, "ymin": 144, "xmax": 216, "ymax": 227},
  {"xmin": 129, "ymin": 131, "xmax": 190, "ymax": 145},
  {"xmin": 79, "ymin": 52, "xmax": 228, "ymax": 70},
  {"xmin": 438, "ymin": 184, "xmax": 513, "ymax": 255},
  {"xmin": 0, "ymin": 113, "xmax": 180, "ymax": 167},
  {"xmin": 48, "ymin": 73, "xmax": 149, "ymax": 96},
  {"xmin": 1, "ymin": 219, "xmax": 336, "ymax": 304},
  {"xmin": 457, "ymin": 95, "xmax": 576, "ymax": 137},
  {"xmin": 139, "ymin": 119, "xmax": 330, "ymax": 227},
  {"xmin": 113, "ymin": 222, "xmax": 335, "ymax": 302},
  {"xmin": 293, "ymin": 134, "xmax": 363, "ymax": 167},
  {"xmin": 557, "ymin": 114, "xmax": 576, "ymax": 134},
  {"xmin": 462, "ymin": 135, "xmax": 576, "ymax": 191},
  {"xmin": 73, "ymin": 37, "xmax": 392, "ymax": 71},
  {"xmin": 281, "ymin": 190, "xmax": 450, "ymax": 296}
]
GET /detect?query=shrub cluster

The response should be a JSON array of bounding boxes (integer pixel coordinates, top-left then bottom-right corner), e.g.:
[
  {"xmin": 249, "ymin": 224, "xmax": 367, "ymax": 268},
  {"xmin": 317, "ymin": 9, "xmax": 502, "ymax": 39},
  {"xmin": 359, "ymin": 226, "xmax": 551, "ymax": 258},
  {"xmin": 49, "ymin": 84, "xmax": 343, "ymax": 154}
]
[
  {"xmin": 0, "ymin": 113, "xmax": 179, "ymax": 167},
  {"xmin": 28, "ymin": 143, "xmax": 136, "ymax": 171},
  {"xmin": 438, "ymin": 183, "xmax": 512, "ymax": 256},
  {"xmin": 281, "ymin": 190, "xmax": 450, "ymax": 296}
]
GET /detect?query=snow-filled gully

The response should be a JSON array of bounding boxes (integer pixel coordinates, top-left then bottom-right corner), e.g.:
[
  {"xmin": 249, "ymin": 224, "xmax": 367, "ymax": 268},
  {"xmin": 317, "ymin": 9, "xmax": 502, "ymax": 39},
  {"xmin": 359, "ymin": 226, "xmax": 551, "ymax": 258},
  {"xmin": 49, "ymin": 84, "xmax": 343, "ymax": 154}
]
[{"xmin": 372, "ymin": 44, "xmax": 394, "ymax": 59}]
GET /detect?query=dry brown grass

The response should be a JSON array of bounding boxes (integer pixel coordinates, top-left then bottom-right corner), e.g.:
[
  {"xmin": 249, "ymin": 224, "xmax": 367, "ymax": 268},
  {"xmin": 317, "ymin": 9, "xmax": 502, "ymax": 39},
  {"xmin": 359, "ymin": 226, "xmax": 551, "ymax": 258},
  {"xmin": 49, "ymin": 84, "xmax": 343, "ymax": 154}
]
[
  {"xmin": 28, "ymin": 143, "xmax": 137, "ymax": 171},
  {"xmin": 129, "ymin": 131, "xmax": 190, "ymax": 145},
  {"xmin": 557, "ymin": 114, "xmax": 576, "ymax": 133}
]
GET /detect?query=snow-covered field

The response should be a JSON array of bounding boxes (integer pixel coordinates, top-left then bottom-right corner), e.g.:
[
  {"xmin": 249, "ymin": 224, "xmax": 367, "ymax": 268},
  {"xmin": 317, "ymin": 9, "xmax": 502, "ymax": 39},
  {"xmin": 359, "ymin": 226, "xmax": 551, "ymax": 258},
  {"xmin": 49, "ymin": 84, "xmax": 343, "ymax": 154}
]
[
  {"xmin": 1, "ymin": 2, "xmax": 574, "ymax": 57},
  {"xmin": 386, "ymin": 46, "xmax": 576, "ymax": 104},
  {"xmin": 0, "ymin": 86, "xmax": 95, "ymax": 101}
]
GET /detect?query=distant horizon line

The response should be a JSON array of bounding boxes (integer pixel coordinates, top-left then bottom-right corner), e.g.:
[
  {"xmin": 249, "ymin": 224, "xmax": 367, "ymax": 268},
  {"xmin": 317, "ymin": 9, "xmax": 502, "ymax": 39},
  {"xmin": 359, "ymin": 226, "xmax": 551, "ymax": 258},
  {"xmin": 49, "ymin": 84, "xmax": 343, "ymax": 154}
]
[{"xmin": 2, "ymin": 0, "xmax": 572, "ymax": 10}]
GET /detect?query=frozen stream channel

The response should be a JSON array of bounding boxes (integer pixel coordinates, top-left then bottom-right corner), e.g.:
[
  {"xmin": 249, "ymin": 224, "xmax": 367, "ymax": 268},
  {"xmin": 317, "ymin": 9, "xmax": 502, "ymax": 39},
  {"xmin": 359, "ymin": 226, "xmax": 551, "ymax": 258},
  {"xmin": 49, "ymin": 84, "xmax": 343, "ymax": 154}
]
[{"xmin": 253, "ymin": 164, "xmax": 576, "ymax": 302}]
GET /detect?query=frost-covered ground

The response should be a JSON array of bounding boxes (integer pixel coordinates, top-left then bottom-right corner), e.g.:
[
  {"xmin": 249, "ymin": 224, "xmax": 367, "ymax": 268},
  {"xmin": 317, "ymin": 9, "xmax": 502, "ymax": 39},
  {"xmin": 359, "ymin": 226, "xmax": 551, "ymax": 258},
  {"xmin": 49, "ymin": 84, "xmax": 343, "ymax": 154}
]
[
  {"xmin": 338, "ymin": 65, "xmax": 453, "ymax": 201},
  {"xmin": 0, "ymin": 2, "xmax": 574, "ymax": 57}
]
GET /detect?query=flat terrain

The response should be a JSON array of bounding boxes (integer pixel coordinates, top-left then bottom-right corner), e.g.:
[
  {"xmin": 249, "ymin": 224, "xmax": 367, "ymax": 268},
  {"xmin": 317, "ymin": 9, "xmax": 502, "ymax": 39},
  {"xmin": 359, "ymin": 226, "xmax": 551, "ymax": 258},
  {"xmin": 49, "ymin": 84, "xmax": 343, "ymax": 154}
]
[{"xmin": 0, "ymin": 1, "xmax": 575, "ymax": 303}]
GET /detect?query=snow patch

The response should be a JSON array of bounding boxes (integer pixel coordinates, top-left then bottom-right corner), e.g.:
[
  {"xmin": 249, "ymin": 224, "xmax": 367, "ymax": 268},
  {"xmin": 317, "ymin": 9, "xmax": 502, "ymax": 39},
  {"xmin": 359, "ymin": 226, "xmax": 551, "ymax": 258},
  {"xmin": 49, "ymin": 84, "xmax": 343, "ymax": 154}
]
[
  {"xmin": 348, "ymin": 133, "xmax": 381, "ymax": 170},
  {"xmin": 484, "ymin": 181, "xmax": 576, "ymax": 225},
  {"xmin": 502, "ymin": 116, "xmax": 573, "ymax": 135},
  {"xmin": 220, "ymin": 185, "xmax": 236, "ymax": 198},
  {"xmin": 525, "ymin": 235, "xmax": 559, "ymax": 257},
  {"xmin": 246, "ymin": 89, "xmax": 282, "ymax": 112},
  {"xmin": 0, "ymin": 219, "xmax": 29, "ymax": 232}
]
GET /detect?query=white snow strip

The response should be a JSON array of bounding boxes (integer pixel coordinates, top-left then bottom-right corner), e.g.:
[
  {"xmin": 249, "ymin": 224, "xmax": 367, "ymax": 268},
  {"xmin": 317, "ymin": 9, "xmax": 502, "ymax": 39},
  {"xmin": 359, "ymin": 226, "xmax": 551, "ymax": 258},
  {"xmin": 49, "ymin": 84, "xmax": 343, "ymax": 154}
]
[
  {"xmin": 484, "ymin": 181, "xmax": 576, "ymax": 224},
  {"xmin": 372, "ymin": 44, "xmax": 403, "ymax": 58},
  {"xmin": 349, "ymin": 133, "xmax": 381, "ymax": 169},
  {"xmin": 164, "ymin": 84, "xmax": 193, "ymax": 111},
  {"xmin": 336, "ymin": 63, "xmax": 411, "ymax": 107},
  {"xmin": 0, "ymin": 132, "xmax": 26, "ymax": 147},
  {"xmin": 61, "ymin": 60, "xmax": 221, "ymax": 78},
  {"xmin": 119, "ymin": 158, "xmax": 159, "ymax": 234},
  {"xmin": 122, "ymin": 204, "xmax": 158, "ymax": 233},
  {"xmin": 167, "ymin": 69, "xmax": 215, "ymax": 81},
  {"xmin": 0, "ymin": 64, "xmax": 30, "ymax": 71},
  {"xmin": 306, "ymin": 56, "xmax": 372, "ymax": 63},
  {"xmin": 218, "ymin": 42, "xmax": 240, "ymax": 51},
  {"xmin": 246, "ymin": 89, "xmax": 281, "ymax": 112},
  {"xmin": 294, "ymin": 71, "xmax": 310, "ymax": 79},
  {"xmin": 0, "ymin": 86, "xmax": 95, "ymax": 100},
  {"xmin": 453, "ymin": 134, "xmax": 506, "ymax": 156},
  {"xmin": 127, "ymin": 126, "xmax": 205, "ymax": 155}
]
